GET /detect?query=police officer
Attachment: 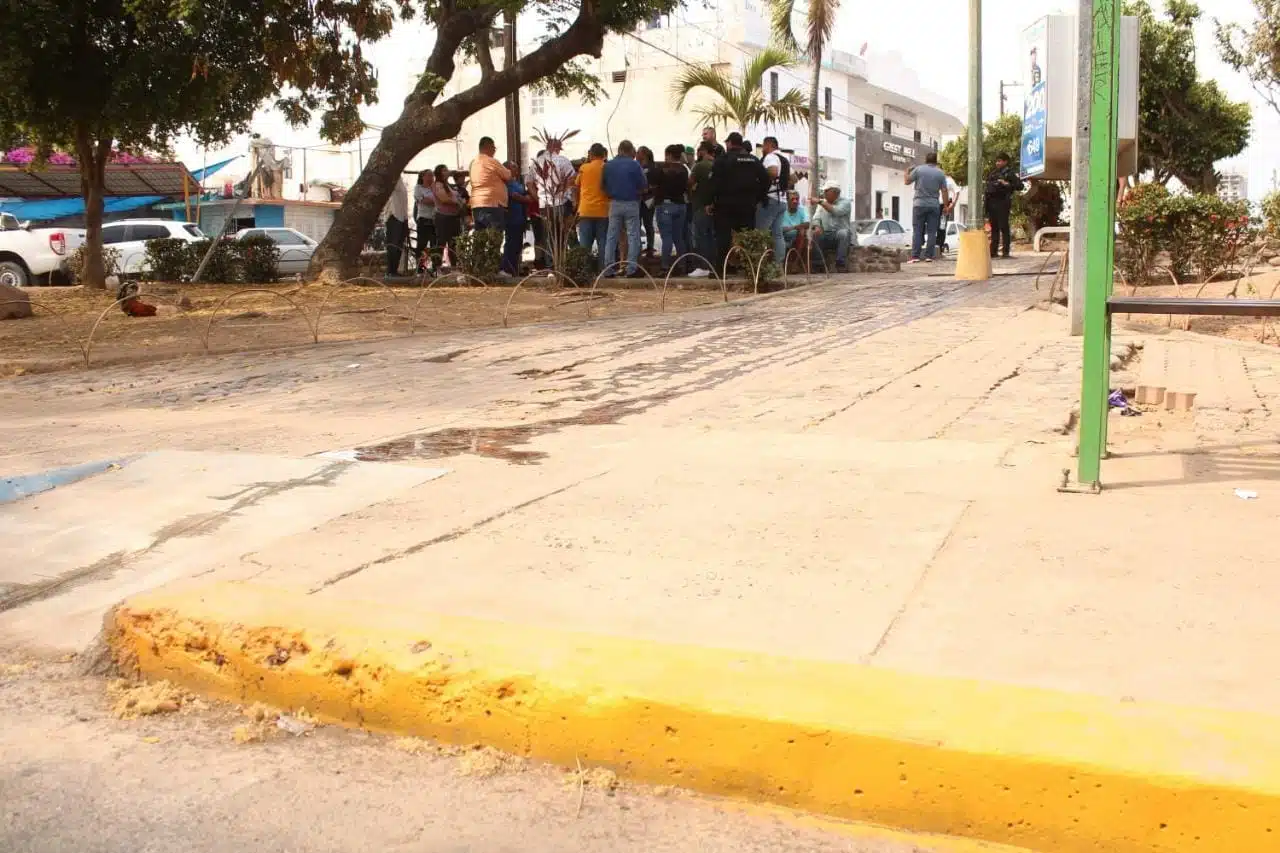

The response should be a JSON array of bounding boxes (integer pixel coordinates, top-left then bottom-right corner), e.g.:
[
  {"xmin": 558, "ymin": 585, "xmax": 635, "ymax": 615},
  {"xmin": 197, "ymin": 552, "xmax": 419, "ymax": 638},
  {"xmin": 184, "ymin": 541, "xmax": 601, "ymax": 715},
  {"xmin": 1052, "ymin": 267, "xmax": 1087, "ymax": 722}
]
[
  {"xmin": 706, "ymin": 131, "xmax": 770, "ymax": 272},
  {"xmin": 985, "ymin": 152, "xmax": 1024, "ymax": 259}
]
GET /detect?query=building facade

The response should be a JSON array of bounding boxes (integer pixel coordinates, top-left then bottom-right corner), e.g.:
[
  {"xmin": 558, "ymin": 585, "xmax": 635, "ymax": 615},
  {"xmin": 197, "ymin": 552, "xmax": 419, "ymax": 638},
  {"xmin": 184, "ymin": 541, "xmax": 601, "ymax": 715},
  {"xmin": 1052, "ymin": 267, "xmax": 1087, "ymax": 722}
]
[
  {"xmin": 1218, "ymin": 170, "xmax": 1248, "ymax": 204},
  {"xmin": 409, "ymin": 1, "xmax": 963, "ymax": 235}
]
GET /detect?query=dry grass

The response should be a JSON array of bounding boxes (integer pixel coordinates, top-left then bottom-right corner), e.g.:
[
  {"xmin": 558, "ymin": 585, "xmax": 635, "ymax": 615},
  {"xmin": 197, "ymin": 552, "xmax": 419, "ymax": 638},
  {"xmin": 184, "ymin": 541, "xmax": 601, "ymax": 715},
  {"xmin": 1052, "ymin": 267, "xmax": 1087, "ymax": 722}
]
[{"xmin": 0, "ymin": 280, "xmax": 733, "ymax": 377}]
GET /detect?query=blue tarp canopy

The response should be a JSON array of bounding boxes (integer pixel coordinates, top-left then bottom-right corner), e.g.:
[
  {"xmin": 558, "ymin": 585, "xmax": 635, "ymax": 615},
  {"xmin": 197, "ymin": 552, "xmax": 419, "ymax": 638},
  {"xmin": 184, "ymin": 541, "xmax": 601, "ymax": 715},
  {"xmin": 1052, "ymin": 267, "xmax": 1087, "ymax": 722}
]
[{"xmin": 0, "ymin": 157, "xmax": 239, "ymax": 222}]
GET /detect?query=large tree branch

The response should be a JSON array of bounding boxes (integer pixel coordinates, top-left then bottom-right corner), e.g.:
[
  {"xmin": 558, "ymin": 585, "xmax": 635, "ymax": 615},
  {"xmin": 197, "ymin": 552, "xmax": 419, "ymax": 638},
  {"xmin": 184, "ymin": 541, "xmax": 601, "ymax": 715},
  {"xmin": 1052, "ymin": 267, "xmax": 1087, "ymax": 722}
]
[
  {"xmin": 475, "ymin": 30, "xmax": 496, "ymax": 82},
  {"xmin": 433, "ymin": 0, "xmax": 604, "ymax": 128}
]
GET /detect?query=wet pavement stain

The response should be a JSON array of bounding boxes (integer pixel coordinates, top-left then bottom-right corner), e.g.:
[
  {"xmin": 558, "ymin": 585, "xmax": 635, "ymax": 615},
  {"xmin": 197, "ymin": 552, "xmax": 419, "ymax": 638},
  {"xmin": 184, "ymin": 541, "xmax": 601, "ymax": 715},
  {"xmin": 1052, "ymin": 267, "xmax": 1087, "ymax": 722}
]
[{"xmin": 354, "ymin": 395, "xmax": 670, "ymax": 465}]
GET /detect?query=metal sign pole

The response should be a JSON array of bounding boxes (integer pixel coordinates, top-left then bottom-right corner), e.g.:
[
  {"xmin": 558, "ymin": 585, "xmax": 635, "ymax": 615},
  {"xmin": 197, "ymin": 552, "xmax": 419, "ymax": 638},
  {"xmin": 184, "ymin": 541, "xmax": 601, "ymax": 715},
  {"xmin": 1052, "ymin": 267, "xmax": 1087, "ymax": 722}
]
[{"xmin": 1075, "ymin": 0, "xmax": 1121, "ymax": 489}]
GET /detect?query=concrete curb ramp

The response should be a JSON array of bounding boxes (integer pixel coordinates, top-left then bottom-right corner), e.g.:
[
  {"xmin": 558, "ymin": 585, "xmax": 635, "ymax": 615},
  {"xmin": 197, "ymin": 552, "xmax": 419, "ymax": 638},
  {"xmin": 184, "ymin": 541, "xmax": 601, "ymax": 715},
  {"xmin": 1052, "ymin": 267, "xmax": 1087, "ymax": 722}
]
[{"xmin": 110, "ymin": 582, "xmax": 1280, "ymax": 853}]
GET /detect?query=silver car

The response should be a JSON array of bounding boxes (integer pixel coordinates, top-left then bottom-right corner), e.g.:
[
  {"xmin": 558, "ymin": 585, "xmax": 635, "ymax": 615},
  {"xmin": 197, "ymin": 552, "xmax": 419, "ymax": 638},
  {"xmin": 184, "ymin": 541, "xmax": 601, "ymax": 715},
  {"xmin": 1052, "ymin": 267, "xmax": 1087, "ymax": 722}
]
[{"xmin": 235, "ymin": 227, "xmax": 317, "ymax": 277}]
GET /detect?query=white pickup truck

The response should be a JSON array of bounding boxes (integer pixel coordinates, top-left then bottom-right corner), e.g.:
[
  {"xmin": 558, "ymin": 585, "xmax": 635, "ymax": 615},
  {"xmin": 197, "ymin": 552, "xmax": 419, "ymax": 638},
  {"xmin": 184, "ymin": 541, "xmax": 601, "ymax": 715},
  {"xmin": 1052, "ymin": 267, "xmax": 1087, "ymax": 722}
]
[{"xmin": 0, "ymin": 212, "xmax": 85, "ymax": 286}]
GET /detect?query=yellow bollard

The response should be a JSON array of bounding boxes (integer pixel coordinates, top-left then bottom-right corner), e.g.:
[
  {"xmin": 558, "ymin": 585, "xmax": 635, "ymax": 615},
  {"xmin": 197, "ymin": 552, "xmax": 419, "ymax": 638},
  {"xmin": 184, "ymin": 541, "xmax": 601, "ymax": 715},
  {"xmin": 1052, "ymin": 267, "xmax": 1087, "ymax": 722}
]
[{"xmin": 954, "ymin": 229, "xmax": 991, "ymax": 281}]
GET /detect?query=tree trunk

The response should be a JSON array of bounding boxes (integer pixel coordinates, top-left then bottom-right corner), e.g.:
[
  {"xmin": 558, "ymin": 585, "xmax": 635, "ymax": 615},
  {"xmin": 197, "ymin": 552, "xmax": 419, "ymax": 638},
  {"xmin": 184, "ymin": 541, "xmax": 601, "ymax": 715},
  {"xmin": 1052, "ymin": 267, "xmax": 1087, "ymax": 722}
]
[
  {"xmin": 809, "ymin": 48, "xmax": 821, "ymax": 190},
  {"xmin": 73, "ymin": 126, "xmax": 111, "ymax": 289},
  {"xmin": 312, "ymin": 2, "xmax": 606, "ymax": 280}
]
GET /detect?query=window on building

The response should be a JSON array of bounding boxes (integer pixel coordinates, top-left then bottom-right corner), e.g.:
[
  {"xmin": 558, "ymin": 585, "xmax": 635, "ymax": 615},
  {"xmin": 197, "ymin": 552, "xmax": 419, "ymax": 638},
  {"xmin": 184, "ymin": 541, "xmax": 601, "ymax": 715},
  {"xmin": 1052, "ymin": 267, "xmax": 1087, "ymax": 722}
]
[
  {"xmin": 864, "ymin": 113, "xmax": 874, "ymax": 129},
  {"xmin": 823, "ymin": 87, "xmax": 832, "ymax": 120},
  {"xmin": 891, "ymin": 195, "xmax": 901, "ymax": 222},
  {"xmin": 770, "ymin": 72, "xmax": 779, "ymax": 102},
  {"xmin": 530, "ymin": 94, "xmax": 546, "ymax": 116},
  {"xmin": 913, "ymin": 130, "xmax": 922, "ymax": 143},
  {"xmin": 612, "ymin": 70, "xmax": 627, "ymax": 83},
  {"xmin": 883, "ymin": 118, "xmax": 892, "ymax": 135}
]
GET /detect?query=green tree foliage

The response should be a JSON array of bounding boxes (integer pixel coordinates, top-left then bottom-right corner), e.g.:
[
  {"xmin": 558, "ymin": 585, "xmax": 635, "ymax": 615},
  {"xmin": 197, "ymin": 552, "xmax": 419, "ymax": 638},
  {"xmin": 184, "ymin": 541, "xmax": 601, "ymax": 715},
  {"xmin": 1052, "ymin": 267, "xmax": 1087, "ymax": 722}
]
[
  {"xmin": 1218, "ymin": 0, "xmax": 1280, "ymax": 121},
  {"xmin": 768, "ymin": 0, "xmax": 840, "ymax": 193},
  {"xmin": 1129, "ymin": 0, "xmax": 1249, "ymax": 192},
  {"xmin": 0, "ymin": 0, "xmax": 393, "ymax": 287},
  {"xmin": 670, "ymin": 48, "xmax": 811, "ymax": 134},
  {"xmin": 938, "ymin": 114, "xmax": 1023, "ymax": 186}
]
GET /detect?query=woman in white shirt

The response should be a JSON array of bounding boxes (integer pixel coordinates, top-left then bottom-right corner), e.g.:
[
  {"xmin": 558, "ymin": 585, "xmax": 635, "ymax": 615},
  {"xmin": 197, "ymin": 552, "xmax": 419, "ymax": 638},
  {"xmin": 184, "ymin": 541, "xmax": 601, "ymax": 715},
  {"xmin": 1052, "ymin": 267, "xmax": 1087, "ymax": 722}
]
[{"xmin": 414, "ymin": 170, "xmax": 436, "ymax": 264}]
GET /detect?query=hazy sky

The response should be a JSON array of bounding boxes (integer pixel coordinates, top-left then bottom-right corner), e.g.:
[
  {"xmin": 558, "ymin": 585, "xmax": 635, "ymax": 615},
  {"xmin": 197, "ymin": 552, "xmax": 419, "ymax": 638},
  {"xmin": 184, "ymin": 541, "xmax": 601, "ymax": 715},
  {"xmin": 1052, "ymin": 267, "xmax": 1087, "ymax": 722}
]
[{"xmin": 177, "ymin": 0, "xmax": 1279, "ymax": 194}]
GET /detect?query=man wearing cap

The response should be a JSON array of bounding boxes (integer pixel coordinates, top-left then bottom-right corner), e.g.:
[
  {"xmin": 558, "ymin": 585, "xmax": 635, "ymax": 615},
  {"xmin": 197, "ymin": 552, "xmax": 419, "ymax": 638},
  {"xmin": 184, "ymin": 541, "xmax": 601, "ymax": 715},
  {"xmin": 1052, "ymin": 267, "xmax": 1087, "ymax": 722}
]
[{"xmin": 809, "ymin": 183, "xmax": 852, "ymax": 272}]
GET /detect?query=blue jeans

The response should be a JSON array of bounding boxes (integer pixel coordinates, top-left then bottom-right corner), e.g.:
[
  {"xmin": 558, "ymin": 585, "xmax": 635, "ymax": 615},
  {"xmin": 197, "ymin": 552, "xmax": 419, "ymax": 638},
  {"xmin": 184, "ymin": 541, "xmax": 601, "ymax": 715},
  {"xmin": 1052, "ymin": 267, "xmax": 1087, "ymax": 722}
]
[
  {"xmin": 473, "ymin": 206, "xmax": 506, "ymax": 232},
  {"xmin": 755, "ymin": 197, "xmax": 786, "ymax": 264},
  {"xmin": 577, "ymin": 217, "xmax": 609, "ymax": 271},
  {"xmin": 502, "ymin": 218, "xmax": 525, "ymax": 275},
  {"xmin": 655, "ymin": 201, "xmax": 689, "ymax": 271},
  {"xmin": 912, "ymin": 204, "xmax": 941, "ymax": 260},
  {"xmin": 815, "ymin": 228, "xmax": 851, "ymax": 266},
  {"xmin": 692, "ymin": 208, "xmax": 716, "ymax": 270},
  {"xmin": 605, "ymin": 200, "xmax": 641, "ymax": 275}
]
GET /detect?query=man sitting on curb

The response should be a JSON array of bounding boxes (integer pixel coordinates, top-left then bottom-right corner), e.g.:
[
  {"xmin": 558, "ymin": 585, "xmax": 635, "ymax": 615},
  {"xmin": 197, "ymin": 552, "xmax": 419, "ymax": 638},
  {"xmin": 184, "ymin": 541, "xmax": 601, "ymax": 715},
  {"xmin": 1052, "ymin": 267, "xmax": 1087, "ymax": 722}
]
[
  {"xmin": 780, "ymin": 190, "xmax": 810, "ymax": 271},
  {"xmin": 809, "ymin": 183, "xmax": 852, "ymax": 273}
]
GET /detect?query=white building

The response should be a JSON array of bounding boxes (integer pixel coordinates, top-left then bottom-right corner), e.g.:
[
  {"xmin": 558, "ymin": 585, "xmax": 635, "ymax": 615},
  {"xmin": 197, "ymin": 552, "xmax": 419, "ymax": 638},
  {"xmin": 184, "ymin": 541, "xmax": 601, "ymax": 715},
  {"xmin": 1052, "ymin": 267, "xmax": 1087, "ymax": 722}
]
[
  {"xmin": 410, "ymin": 2, "xmax": 963, "ymax": 235},
  {"xmin": 1218, "ymin": 170, "xmax": 1248, "ymax": 204}
]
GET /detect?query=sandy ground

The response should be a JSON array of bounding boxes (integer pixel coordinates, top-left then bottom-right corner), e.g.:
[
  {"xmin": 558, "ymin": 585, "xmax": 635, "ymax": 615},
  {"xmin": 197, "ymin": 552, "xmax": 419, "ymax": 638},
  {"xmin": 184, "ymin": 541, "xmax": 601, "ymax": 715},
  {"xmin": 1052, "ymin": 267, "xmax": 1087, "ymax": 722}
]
[
  {"xmin": 1, "ymin": 281, "xmax": 732, "ymax": 376},
  {"xmin": 0, "ymin": 656, "xmax": 1006, "ymax": 853}
]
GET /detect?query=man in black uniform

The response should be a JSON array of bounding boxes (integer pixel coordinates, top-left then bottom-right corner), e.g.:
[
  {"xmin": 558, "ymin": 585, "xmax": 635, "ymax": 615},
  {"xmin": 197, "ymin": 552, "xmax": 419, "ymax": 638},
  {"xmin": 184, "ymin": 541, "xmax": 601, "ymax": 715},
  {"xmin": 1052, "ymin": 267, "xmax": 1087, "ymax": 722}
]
[
  {"xmin": 984, "ymin": 152, "xmax": 1024, "ymax": 259},
  {"xmin": 706, "ymin": 131, "xmax": 770, "ymax": 272}
]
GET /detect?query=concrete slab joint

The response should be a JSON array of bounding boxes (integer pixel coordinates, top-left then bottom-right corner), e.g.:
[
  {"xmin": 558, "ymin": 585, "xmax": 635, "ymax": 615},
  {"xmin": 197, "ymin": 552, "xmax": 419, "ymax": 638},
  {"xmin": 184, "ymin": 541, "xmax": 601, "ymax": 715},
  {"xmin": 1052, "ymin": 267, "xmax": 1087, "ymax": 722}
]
[{"xmin": 110, "ymin": 582, "xmax": 1280, "ymax": 853}]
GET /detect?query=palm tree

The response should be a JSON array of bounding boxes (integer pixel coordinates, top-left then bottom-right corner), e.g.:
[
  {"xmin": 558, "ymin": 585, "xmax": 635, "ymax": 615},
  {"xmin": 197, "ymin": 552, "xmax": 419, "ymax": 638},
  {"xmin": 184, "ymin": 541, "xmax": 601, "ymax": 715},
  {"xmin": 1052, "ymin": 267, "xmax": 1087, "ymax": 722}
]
[
  {"xmin": 670, "ymin": 47, "xmax": 810, "ymax": 134},
  {"xmin": 769, "ymin": 0, "xmax": 839, "ymax": 181}
]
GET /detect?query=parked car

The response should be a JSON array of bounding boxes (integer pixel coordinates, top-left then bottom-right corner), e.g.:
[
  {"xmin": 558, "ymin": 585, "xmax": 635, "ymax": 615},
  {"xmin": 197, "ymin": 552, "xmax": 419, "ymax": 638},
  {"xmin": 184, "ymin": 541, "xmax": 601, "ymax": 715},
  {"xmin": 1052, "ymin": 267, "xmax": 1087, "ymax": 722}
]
[
  {"xmin": 102, "ymin": 219, "xmax": 205, "ymax": 275},
  {"xmin": 234, "ymin": 227, "xmax": 317, "ymax": 277},
  {"xmin": 0, "ymin": 212, "xmax": 85, "ymax": 286},
  {"xmin": 854, "ymin": 219, "xmax": 910, "ymax": 250}
]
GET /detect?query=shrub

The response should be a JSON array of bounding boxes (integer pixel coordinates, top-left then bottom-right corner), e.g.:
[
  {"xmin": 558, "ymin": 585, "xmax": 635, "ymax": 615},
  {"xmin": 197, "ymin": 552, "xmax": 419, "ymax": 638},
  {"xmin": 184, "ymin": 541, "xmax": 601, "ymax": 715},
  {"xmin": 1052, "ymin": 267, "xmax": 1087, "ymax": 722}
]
[
  {"xmin": 732, "ymin": 227, "xmax": 779, "ymax": 287},
  {"xmin": 143, "ymin": 237, "xmax": 193, "ymax": 282},
  {"xmin": 561, "ymin": 245, "xmax": 595, "ymax": 286},
  {"xmin": 451, "ymin": 228, "xmax": 504, "ymax": 281},
  {"xmin": 1116, "ymin": 184, "xmax": 1250, "ymax": 284},
  {"xmin": 66, "ymin": 244, "xmax": 121, "ymax": 283},
  {"xmin": 236, "ymin": 234, "xmax": 281, "ymax": 283},
  {"xmin": 1261, "ymin": 190, "xmax": 1280, "ymax": 238},
  {"xmin": 184, "ymin": 238, "xmax": 242, "ymax": 283},
  {"xmin": 1019, "ymin": 181, "xmax": 1065, "ymax": 236}
]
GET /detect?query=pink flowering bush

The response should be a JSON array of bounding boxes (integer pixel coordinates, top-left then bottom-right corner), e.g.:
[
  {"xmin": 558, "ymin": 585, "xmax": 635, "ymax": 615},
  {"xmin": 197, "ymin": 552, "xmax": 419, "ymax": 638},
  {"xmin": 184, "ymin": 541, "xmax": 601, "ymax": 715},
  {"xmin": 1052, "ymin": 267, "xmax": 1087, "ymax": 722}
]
[
  {"xmin": 1117, "ymin": 183, "xmax": 1252, "ymax": 284},
  {"xmin": 2, "ymin": 146, "xmax": 152, "ymax": 166}
]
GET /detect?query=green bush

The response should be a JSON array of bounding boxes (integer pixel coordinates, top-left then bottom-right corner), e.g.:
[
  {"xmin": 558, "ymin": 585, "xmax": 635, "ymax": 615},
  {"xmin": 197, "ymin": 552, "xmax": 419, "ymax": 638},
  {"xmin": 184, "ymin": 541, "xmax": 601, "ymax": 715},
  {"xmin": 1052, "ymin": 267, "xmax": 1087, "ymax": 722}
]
[
  {"xmin": 1117, "ymin": 185, "xmax": 1251, "ymax": 284},
  {"xmin": 1019, "ymin": 181, "xmax": 1065, "ymax": 236},
  {"xmin": 561, "ymin": 245, "xmax": 595, "ymax": 286},
  {"xmin": 144, "ymin": 237, "xmax": 193, "ymax": 282},
  {"xmin": 236, "ymin": 234, "xmax": 281, "ymax": 283},
  {"xmin": 184, "ymin": 238, "xmax": 242, "ymax": 283},
  {"xmin": 1261, "ymin": 190, "xmax": 1280, "ymax": 238},
  {"xmin": 732, "ymin": 228, "xmax": 780, "ymax": 286},
  {"xmin": 66, "ymin": 244, "xmax": 121, "ymax": 283},
  {"xmin": 452, "ymin": 228, "xmax": 504, "ymax": 281}
]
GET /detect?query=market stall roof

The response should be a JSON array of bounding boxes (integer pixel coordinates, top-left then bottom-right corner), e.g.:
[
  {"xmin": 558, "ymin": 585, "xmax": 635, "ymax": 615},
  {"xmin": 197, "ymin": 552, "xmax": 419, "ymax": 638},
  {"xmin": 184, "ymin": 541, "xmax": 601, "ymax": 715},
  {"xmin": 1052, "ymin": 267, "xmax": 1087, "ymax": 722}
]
[{"xmin": 0, "ymin": 161, "xmax": 199, "ymax": 198}]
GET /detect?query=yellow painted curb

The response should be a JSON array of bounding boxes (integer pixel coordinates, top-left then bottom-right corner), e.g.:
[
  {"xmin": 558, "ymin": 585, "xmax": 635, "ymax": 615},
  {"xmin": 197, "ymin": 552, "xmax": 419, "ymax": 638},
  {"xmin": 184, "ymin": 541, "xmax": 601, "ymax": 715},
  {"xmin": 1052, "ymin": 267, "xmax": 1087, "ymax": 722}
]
[{"xmin": 110, "ymin": 581, "xmax": 1280, "ymax": 853}]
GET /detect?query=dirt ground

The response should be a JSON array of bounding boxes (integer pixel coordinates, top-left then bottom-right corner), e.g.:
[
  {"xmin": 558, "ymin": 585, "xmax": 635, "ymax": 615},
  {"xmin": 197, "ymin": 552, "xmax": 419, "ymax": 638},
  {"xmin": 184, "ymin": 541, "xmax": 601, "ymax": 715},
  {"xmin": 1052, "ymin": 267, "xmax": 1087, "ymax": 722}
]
[
  {"xmin": 0, "ymin": 279, "xmax": 737, "ymax": 377},
  {"xmin": 0, "ymin": 655, "xmax": 1002, "ymax": 853}
]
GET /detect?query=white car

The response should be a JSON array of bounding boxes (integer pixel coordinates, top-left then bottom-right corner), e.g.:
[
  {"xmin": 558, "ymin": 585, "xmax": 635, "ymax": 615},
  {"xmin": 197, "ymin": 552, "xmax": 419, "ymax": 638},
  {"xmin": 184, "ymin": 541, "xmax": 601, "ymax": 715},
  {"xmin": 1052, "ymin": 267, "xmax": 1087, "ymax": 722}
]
[
  {"xmin": 234, "ymin": 227, "xmax": 317, "ymax": 276},
  {"xmin": 854, "ymin": 219, "xmax": 910, "ymax": 250},
  {"xmin": 0, "ymin": 211, "xmax": 85, "ymax": 286},
  {"xmin": 101, "ymin": 219, "xmax": 205, "ymax": 275}
]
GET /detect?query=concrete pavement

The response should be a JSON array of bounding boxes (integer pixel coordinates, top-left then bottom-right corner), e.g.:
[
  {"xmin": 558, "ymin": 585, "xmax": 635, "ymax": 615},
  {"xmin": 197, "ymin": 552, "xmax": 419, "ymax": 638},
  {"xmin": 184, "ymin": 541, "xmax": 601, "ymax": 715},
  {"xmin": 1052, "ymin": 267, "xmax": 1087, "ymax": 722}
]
[{"xmin": 6, "ymin": 264, "xmax": 1280, "ymax": 850}]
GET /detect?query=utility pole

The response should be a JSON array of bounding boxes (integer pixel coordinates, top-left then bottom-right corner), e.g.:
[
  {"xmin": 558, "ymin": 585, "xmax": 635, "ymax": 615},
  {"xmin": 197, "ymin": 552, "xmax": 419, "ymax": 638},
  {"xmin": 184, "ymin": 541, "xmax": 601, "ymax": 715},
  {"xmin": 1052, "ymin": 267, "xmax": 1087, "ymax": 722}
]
[
  {"xmin": 955, "ymin": 0, "xmax": 990, "ymax": 280},
  {"xmin": 503, "ymin": 12, "xmax": 522, "ymax": 163},
  {"xmin": 999, "ymin": 80, "xmax": 1022, "ymax": 116},
  {"xmin": 1068, "ymin": 1, "xmax": 1093, "ymax": 336}
]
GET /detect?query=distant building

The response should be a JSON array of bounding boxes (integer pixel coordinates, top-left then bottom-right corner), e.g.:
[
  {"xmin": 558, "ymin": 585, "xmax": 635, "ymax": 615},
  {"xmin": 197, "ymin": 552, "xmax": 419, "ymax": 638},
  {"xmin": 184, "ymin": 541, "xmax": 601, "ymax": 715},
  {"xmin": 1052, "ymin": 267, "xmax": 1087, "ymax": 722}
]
[{"xmin": 1219, "ymin": 170, "xmax": 1248, "ymax": 204}]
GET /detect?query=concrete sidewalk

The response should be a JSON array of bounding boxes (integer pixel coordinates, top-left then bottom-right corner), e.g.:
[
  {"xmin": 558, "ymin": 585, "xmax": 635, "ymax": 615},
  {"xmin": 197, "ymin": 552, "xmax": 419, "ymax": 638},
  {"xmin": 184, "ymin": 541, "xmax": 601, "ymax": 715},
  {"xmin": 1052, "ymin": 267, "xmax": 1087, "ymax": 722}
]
[{"xmin": 7, "ymin": 267, "xmax": 1280, "ymax": 850}]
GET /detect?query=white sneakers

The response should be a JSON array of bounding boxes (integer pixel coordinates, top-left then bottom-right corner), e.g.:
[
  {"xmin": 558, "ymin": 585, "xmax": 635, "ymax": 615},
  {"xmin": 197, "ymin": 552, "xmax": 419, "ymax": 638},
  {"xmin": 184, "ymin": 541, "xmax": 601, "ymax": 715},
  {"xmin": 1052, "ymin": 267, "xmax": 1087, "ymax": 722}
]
[{"xmin": 688, "ymin": 268, "xmax": 711, "ymax": 278}]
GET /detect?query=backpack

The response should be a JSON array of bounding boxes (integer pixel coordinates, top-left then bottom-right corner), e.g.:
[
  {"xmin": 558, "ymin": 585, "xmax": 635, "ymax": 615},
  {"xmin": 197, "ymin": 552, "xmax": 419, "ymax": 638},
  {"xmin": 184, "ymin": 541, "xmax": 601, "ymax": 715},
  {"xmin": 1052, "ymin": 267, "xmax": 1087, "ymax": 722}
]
[{"xmin": 772, "ymin": 153, "xmax": 791, "ymax": 199}]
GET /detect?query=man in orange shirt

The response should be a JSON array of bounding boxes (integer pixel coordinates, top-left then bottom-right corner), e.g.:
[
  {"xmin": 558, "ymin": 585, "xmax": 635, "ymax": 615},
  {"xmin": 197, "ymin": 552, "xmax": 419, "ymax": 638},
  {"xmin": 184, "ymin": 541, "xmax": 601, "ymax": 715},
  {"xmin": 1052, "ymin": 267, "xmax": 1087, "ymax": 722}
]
[
  {"xmin": 469, "ymin": 136, "xmax": 511, "ymax": 232},
  {"xmin": 575, "ymin": 143, "xmax": 609, "ymax": 272}
]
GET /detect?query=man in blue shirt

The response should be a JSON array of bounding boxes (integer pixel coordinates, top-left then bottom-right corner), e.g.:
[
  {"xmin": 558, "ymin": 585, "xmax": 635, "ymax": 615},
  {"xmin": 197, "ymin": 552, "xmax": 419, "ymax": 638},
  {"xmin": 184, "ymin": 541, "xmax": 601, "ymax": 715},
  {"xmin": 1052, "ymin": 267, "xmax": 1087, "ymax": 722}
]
[
  {"xmin": 501, "ymin": 161, "xmax": 530, "ymax": 276},
  {"xmin": 602, "ymin": 139, "xmax": 647, "ymax": 278}
]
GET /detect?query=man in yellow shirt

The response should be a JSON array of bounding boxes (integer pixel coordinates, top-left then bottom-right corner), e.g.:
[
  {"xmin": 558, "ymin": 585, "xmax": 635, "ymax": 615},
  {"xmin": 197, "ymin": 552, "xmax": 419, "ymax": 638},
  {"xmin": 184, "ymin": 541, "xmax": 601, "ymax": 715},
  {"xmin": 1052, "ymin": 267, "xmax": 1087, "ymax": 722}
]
[
  {"xmin": 575, "ymin": 143, "xmax": 609, "ymax": 272},
  {"xmin": 468, "ymin": 136, "xmax": 511, "ymax": 232}
]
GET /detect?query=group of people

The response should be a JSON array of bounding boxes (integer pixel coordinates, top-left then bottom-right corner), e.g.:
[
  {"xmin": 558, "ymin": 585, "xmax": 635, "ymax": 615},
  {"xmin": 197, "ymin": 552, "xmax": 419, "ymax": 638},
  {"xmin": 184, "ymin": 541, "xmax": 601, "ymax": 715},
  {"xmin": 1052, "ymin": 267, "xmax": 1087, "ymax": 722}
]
[
  {"xmin": 386, "ymin": 129, "xmax": 1025, "ymax": 278},
  {"xmin": 388, "ymin": 126, "xmax": 863, "ymax": 279}
]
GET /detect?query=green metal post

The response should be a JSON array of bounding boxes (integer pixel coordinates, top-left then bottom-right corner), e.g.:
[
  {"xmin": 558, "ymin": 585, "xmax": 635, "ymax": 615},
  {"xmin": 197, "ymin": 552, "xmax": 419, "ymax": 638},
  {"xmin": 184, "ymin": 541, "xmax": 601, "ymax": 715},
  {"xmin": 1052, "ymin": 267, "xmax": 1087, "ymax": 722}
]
[
  {"xmin": 1076, "ymin": 0, "xmax": 1121, "ymax": 488},
  {"xmin": 967, "ymin": 0, "xmax": 984, "ymax": 229}
]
